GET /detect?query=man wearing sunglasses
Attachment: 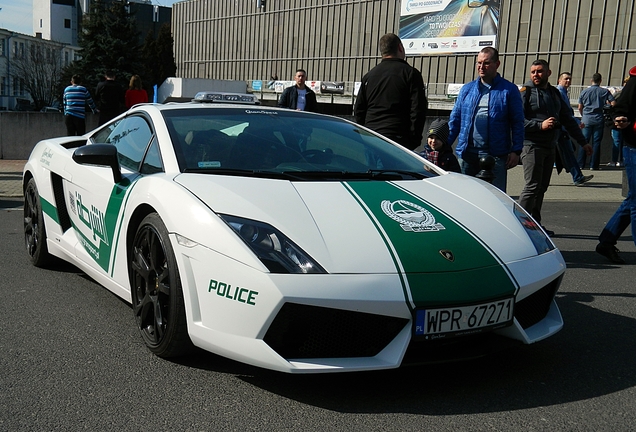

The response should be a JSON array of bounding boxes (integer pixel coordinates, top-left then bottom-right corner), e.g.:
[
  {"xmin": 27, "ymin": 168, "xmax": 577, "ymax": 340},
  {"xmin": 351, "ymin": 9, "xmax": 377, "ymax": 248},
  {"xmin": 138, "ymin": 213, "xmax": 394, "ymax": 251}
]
[{"xmin": 596, "ymin": 67, "xmax": 636, "ymax": 264}]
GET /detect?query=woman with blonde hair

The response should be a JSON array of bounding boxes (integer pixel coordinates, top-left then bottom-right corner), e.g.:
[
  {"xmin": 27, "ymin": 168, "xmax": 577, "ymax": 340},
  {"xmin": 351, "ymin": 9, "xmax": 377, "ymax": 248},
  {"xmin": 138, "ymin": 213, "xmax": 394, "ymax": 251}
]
[{"xmin": 125, "ymin": 74, "xmax": 149, "ymax": 108}]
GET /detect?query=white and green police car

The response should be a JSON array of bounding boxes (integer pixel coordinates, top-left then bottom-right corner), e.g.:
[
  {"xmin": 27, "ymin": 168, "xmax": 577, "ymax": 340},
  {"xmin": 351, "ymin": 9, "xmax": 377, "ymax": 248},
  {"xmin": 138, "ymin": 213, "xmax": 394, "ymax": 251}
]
[{"xmin": 23, "ymin": 93, "xmax": 564, "ymax": 373}]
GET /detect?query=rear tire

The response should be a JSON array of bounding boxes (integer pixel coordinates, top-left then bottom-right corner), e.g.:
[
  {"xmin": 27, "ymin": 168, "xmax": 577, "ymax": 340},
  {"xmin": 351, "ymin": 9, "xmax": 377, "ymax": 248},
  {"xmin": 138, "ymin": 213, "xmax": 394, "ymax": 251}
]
[
  {"xmin": 129, "ymin": 213, "xmax": 193, "ymax": 358},
  {"xmin": 24, "ymin": 178, "xmax": 52, "ymax": 267}
]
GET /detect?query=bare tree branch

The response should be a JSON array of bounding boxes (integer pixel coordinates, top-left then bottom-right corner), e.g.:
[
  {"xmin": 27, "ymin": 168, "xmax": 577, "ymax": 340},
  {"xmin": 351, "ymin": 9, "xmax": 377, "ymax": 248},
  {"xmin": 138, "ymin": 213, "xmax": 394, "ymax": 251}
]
[{"xmin": 11, "ymin": 41, "xmax": 64, "ymax": 111}]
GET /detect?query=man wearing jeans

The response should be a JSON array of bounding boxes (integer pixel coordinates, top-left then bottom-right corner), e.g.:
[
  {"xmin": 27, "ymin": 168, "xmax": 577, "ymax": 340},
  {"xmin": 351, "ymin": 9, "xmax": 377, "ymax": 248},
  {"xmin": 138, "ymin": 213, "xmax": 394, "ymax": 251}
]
[
  {"xmin": 556, "ymin": 72, "xmax": 594, "ymax": 186},
  {"xmin": 577, "ymin": 73, "xmax": 615, "ymax": 170},
  {"xmin": 448, "ymin": 47, "xmax": 524, "ymax": 193},
  {"xmin": 596, "ymin": 66, "xmax": 636, "ymax": 264}
]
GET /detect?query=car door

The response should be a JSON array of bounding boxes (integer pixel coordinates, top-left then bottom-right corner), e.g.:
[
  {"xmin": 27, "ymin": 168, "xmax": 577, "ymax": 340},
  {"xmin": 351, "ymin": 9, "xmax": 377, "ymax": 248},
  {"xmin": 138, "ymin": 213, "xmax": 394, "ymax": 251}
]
[{"xmin": 65, "ymin": 115, "xmax": 155, "ymax": 274}]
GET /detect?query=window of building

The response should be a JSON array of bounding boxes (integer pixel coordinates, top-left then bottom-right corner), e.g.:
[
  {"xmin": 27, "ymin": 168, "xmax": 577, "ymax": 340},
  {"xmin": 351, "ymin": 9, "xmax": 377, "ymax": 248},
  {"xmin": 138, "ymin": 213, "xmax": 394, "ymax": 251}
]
[
  {"xmin": 64, "ymin": 19, "xmax": 71, "ymax": 29},
  {"xmin": 0, "ymin": 39, "xmax": 5, "ymax": 56},
  {"xmin": 1, "ymin": 77, "xmax": 6, "ymax": 95},
  {"xmin": 40, "ymin": 19, "xmax": 43, "ymax": 28}
]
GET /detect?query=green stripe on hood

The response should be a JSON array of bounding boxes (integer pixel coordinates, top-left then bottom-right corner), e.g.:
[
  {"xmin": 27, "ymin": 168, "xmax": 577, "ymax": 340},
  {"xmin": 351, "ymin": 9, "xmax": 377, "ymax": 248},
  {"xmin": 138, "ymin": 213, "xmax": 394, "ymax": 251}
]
[{"xmin": 344, "ymin": 181, "xmax": 517, "ymax": 308}]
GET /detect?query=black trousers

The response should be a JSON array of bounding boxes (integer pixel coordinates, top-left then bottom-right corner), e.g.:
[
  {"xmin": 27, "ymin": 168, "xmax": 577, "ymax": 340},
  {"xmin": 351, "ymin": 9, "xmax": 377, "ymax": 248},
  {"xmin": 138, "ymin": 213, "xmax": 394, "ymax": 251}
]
[
  {"xmin": 519, "ymin": 144, "xmax": 555, "ymax": 224},
  {"xmin": 64, "ymin": 114, "xmax": 86, "ymax": 136}
]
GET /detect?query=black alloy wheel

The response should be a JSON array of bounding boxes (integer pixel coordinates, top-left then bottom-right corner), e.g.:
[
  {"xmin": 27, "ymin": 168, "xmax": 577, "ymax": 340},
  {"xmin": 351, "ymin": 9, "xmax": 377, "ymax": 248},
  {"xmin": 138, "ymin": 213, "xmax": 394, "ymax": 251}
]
[
  {"xmin": 130, "ymin": 213, "xmax": 193, "ymax": 358},
  {"xmin": 24, "ymin": 178, "xmax": 51, "ymax": 267}
]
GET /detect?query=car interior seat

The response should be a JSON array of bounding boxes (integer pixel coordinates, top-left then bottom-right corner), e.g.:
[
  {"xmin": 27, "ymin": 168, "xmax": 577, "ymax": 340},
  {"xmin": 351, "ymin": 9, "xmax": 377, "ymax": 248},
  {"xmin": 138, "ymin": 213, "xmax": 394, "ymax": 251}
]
[
  {"xmin": 183, "ymin": 129, "xmax": 233, "ymax": 168},
  {"xmin": 229, "ymin": 125, "xmax": 299, "ymax": 169}
]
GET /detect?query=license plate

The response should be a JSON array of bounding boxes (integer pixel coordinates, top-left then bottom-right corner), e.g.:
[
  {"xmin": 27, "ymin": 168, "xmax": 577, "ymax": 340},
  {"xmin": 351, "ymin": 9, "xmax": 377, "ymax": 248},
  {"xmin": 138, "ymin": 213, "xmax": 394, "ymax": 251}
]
[{"xmin": 414, "ymin": 298, "xmax": 514, "ymax": 340}]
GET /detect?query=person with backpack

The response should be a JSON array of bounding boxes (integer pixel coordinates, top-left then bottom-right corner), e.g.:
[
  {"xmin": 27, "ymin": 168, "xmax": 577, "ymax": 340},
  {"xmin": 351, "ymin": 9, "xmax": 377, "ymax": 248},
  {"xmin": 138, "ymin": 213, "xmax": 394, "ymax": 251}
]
[
  {"xmin": 555, "ymin": 72, "xmax": 594, "ymax": 186},
  {"xmin": 518, "ymin": 59, "xmax": 590, "ymax": 236},
  {"xmin": 577, "ymin": 73, "xmax": 615, "ymax": 170}
]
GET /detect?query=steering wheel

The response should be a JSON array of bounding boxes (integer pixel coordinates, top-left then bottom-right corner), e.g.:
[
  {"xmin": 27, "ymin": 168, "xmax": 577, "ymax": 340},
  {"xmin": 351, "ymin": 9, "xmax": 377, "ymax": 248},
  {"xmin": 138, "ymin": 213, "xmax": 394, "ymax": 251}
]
[{"xmin": 301, "ymin": 149, "xmax": 333, "ymax": 164}]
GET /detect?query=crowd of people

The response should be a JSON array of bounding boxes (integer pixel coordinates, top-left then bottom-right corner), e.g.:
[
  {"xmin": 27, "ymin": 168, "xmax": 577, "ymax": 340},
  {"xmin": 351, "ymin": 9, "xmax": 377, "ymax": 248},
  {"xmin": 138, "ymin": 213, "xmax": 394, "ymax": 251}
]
[
  {"xmin": 351, "ymin": 33, "xmax": 634, "ymax": 264},
  {"xmin": 62, "ymin": 71, "xmax": 149, "ymax": 135}
]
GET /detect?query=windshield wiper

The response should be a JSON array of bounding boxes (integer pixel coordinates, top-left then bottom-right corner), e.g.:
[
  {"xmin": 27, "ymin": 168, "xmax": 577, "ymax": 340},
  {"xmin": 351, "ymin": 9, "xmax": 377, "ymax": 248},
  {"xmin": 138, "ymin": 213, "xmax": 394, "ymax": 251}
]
[
  {"xmin": 182, "ymin": 168, "xmax": 428, "ymax": 181},
  {"xmin": 367, "ymin": 169, "xmax": 427, "ymax": 180},
  {"xmin": 183, "ymin": 168, "xmax": 306, "ymax": 180}
]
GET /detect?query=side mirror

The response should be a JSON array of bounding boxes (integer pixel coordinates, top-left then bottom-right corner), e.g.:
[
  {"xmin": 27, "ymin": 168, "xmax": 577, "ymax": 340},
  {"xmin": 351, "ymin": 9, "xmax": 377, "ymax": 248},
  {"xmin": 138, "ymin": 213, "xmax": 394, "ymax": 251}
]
[
  {"xmin": 73, "ymin": 143, "xmax": 122, "ymax": 183},
  {"xmin": 468, "ymin": 0, "xmax": 485, "ymax": 7}
]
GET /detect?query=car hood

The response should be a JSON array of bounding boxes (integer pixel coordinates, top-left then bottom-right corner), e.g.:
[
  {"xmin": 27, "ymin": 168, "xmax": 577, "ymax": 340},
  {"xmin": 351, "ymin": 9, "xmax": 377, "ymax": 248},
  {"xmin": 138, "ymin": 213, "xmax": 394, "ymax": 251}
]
[{"xmin": 175, "ymin": 173, "xmax": 540, "ymax": 277}]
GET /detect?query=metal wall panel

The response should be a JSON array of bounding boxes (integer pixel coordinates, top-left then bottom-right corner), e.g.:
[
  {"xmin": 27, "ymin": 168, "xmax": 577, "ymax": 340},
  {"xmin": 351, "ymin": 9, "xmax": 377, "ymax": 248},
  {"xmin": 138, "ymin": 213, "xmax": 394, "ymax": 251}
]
[{"xmin": 172, "ymin": 0, "xmax": 636, "ymax": 90}]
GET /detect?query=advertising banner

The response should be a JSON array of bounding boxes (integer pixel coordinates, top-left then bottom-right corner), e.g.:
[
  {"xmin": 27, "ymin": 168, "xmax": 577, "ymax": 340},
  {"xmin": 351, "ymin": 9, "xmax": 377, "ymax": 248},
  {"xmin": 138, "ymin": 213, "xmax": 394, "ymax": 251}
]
[
  {"xmin": 399, "ymin": 0, "xmax": 500, "ymax": 55},
  {"xmin": 320, "ymin": 81, "xmax": 345, "ymax": 94}
]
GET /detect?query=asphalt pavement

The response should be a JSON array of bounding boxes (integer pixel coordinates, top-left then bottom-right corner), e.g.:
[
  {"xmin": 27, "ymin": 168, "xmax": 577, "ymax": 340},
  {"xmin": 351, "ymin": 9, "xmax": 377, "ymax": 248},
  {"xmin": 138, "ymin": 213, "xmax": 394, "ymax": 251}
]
[
  {"xmin": 0, "ymin": 158, "xmax": 627, "ymax": 202},
  {"xmin": 2, "ymin": 160, "xmax": 636, "ymax": 430}
]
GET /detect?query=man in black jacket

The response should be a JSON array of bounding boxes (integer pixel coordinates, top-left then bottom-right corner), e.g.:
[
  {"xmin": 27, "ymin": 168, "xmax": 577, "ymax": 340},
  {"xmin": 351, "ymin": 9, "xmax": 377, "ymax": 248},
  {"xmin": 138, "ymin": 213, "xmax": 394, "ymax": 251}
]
[
  {"xmin": 277, "ymin": 69, "xmax": 317, "ymax": 112},
  {"xmin": 95, "ymin": 70, "xmax": 124, "ymax": 126},
  {"xmin": 519, "ymin": 59, "xmax": 589, "ymax": 236},
  {"xmin": 354, "ymin": 33, "xmax": 428, "ymax": 150}
]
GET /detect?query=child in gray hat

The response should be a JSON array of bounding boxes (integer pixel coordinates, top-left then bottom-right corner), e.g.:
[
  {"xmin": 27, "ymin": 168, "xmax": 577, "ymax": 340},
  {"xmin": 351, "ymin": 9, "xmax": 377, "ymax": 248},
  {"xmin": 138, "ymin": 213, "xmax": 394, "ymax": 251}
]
[{"xmin": 419, "ymin": 118, "xmax": 460, "ymax": 173}]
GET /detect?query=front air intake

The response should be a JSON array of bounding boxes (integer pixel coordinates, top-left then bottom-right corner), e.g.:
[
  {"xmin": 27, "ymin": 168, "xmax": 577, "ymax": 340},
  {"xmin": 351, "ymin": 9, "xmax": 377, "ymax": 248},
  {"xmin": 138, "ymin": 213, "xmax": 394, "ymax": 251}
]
[
  {"xmin": 514, "ymin": 276, "xmax": 562, "ymax": 329},
  {"xmin": 264, "ymin": 303, "xmax": 408, "ymax": 359}
]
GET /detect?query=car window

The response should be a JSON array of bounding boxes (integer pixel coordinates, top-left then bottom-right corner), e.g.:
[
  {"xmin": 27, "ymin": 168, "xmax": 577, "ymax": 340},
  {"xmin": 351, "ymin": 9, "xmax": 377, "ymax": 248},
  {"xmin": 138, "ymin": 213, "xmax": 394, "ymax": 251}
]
[
  {"xmin": 162, "ymin": 108, "xmax": 436, "ymax": 180},
  {"xmin": 92, "ymin": 116, "xmax": 153, "ymax": 172},
  {"xmin": 141, "ymin": 137, "xmax": 163, "ymax": 174}
]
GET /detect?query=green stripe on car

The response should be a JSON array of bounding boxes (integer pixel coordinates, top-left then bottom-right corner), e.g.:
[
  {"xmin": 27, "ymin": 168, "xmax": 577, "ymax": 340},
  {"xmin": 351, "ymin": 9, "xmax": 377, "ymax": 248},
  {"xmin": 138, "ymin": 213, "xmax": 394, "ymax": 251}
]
[
  {"xmin": 344, "ymin": 181, "xmax": 517, "ymax": 309},
  {"xmin": 41, "ymin": 197, "xmax": 59, "ymax": 225}
]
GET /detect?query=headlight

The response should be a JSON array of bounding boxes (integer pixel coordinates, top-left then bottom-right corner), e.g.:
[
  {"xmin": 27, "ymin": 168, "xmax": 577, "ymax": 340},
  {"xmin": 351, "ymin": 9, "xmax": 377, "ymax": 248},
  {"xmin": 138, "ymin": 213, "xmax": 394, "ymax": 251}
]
[
  {"xmin": 513, "ymin": 203, "xmax": 554, "ymax": 254},
  {"xmin": 220, "ymin": 214, "xmax": 326, "ymax": 274},
  {"xmin": 484, "ymin": 185, "xmax": 555, "ymax": 255}
]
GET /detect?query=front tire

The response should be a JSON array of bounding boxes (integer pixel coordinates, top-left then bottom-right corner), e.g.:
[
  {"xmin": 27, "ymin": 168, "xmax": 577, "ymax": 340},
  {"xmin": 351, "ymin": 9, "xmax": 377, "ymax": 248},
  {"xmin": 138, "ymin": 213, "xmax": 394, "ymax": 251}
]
[
  {"xmin": 130, "ymin": 213, "xmax": 193, "ymax": 358},
  {"xmin": 24, "ymin": 178, "xmax": 52, "ymax": 267}
]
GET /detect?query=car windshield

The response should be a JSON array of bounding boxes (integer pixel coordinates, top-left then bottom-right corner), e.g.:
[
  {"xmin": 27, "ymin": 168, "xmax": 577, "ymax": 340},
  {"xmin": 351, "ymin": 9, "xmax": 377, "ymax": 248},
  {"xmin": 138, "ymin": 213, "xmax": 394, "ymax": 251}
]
[{"xmin": 162, "ymin": 107, "xmax": 437, "ymax": 180}]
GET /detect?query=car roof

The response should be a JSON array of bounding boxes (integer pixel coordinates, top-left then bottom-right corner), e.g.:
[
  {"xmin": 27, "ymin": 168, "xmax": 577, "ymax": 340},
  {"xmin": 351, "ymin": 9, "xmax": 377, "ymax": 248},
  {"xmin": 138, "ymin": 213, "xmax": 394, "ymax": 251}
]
[{"xmin": 138, "ymin": 102, "xmax": 334, "ymax": 121}]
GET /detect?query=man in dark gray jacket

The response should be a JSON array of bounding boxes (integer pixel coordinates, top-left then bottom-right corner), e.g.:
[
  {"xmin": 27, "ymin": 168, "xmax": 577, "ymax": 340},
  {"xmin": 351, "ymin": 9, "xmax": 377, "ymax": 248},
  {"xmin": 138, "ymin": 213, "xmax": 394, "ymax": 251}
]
[
  {"xmin": 354, "ymin": 33, "xmax": 428, "ymax": 150},
  {"xmin": 519, "ymin": 59, "xmax": 590, "ymax": 236}
]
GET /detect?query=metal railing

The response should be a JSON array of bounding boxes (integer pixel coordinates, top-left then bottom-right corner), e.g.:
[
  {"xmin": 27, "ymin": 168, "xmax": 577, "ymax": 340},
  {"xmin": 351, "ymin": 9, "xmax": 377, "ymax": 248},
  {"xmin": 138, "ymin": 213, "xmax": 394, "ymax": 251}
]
[{"xmin": 246, "ymin": 81, "xmax": 596, "ymax": 109}]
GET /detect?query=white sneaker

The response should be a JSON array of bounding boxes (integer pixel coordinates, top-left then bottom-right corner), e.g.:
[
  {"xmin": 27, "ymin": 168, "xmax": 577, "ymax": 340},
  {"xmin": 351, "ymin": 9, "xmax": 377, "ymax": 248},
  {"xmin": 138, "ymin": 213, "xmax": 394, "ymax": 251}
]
[{"xmin": 607, "ymin": 162, "xmax": 617, "ymax": 167}]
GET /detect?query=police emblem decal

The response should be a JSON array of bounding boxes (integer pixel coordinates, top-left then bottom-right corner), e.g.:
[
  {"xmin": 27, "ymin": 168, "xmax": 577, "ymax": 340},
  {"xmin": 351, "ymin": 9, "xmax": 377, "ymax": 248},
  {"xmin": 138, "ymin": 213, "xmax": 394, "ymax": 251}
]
[{"xmin": 380, "ymin": 200, "xmax": 445, "ymax": 232}]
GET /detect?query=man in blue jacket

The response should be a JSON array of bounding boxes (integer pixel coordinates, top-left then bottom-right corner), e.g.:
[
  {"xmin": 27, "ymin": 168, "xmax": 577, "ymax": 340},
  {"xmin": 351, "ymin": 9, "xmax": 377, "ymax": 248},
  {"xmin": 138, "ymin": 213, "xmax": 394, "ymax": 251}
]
[{"xmin": 448, "ymin": 47, "xmax": 524, "ymax": 192}]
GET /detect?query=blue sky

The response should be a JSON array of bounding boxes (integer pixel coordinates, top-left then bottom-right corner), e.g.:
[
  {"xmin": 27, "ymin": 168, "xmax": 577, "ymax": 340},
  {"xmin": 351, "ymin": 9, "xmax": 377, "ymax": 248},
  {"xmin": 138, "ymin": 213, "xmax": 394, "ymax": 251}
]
[{"xmin": 0, "ymin": 0, "xmax": 180, "ymax": 36}]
